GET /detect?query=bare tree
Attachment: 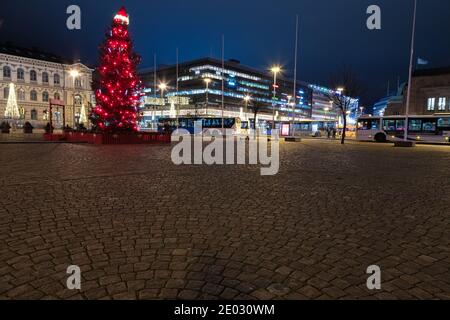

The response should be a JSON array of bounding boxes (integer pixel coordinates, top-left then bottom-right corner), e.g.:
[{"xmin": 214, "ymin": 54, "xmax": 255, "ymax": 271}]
[{"xmin": 325, "ymin": 66, "xmax": 364, "ymax": 144}]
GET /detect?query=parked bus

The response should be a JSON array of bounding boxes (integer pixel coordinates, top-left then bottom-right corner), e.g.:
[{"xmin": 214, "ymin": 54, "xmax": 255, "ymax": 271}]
[
  {"xmin": 157, "ymin": 117, "xmax": 239, "ymax": 134},
  {"xmin": 357, "ymin": 115, "xmax": 450, "ymax": 144}
]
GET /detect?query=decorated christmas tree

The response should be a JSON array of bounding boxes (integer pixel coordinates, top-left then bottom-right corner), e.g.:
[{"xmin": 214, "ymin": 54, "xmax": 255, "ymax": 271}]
[
  {"xmin": 5, "ymin": 83, "xmax": 21, "ymax": 119},
  {"xmin": 91, "ymin": 7, "xmax": 143, "ymax": 132}
]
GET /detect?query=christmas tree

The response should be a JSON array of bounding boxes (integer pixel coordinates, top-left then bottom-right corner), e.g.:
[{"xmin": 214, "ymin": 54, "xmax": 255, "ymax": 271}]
[
  {"xmin": 91, "ymin": 7, "xmax": 143, "ymax": 132},
  {"xmin": 5, "ymin": 83, "xmax": 20, "ymax": 119}
]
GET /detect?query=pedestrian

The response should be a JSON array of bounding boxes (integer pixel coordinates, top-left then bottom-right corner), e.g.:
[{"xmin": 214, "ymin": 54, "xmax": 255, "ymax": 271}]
[
  {"xmin": 332, "ymin": 128, "xmax": 337, "ymax": 139},
  {"xmin": 327, "ymin": 127, "xmax": 331, "ymax": 139}
]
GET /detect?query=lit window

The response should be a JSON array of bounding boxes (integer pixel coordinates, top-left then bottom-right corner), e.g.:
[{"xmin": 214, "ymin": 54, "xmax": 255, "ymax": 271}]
[
  {"xmin": 31, "ymin": 109, "xmax": 38, "ymax": 120},
  {"xmin": 74, "ymin": 95, "xmax": 82, "ymax": 106},
  {"xmin": 42, "ymin": 91, "xmax": 49, "ymax": 102},
  {"xmin": 30, "ymin": 90, "xmax": 38, "ymax": 101},
  {"xmin": 18, "ymin": 89, "xmax": 25, "ymax": 101},
  {"xmin": 54, "ymin": 92, "xmax": 61, "ymax": 100},
  {"xmin": 75, "ymin": 78, "xmax": 82, "ymax": 88},
  {"xmin": 54, "ymin": 74, "xmax": 61, "ymax": 85},
  {"xmin": 17, "ymin": 68, "xmax": 24, "ymax": 81},
  {"xmin": 427, "ymin": 98, "xmax": 435, "ymax": 111},
  {"xmin": 30, "ymin": 70, "xmax": 37, "ymax": 82},
  {"xmin": 3, "ymin": 66, "xmax": 11, "ymax": 78},
  {"xmin": 438, "ymin": 97, "xmax": 446, "ymax": 111}
]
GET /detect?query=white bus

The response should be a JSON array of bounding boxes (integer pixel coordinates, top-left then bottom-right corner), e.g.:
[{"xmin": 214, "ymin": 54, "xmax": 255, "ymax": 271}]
[{"xmin": 357, "ymin": 115, "xmax": 450, "ymax": 144}]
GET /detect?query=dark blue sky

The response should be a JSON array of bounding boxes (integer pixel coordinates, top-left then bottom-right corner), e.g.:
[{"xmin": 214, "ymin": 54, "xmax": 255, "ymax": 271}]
[{"xmin": 1, "ymin": 0, "xmax": 450, "ymax": 104}]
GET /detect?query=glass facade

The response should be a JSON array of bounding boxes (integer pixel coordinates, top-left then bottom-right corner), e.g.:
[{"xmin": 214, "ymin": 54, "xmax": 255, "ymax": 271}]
[{"xmin": 139, "ymin": 58, "xmax": 313, "ymax": 120}]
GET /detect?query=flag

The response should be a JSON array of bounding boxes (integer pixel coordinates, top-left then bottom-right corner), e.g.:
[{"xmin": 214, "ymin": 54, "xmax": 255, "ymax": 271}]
[{"xmin": 417, "ymin": 58, "xmax": 429, "ymax": 65}]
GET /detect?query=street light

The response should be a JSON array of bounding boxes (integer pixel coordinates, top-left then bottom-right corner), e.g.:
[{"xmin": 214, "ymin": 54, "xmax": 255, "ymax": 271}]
[
  {"xmin": 69, "ymin": 69, "xmax": 80, "ymax": 78},
  {"xmin": 159, "ymin": 83, "xmax": 167, "ymax": 98},
  {"xmin": 204, "ymin": 78, "xmax": 211, "ymax": 116},
  {"xmin": 159, "ymin": 83, "xmax": 168, "ymax": 118},
  {"xmin": 244, "ymin": 95, "xmax": 251, "ymax": 121},
  {"xmin": 69, "ymin": 69, "xmax": 81, "ymax": 127},
  {"xmin": 270, "ymin": 66, "xmax": 281, "ymax": 130}
]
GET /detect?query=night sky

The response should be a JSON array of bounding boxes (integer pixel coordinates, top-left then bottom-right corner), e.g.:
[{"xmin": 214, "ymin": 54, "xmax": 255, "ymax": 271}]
[{"xmin": 1, "ymin": 0, "xmax": 450, "ymax": 105}]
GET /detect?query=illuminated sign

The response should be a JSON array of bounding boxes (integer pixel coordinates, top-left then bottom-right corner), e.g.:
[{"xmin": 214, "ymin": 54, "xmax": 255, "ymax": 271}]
[
  {"xmin": 281, "ymin": 124, "xmax": 290, "ymax": 136},
  {"xmin": 168, "ymin": 96, "xmax": 190, "ymax": 105},
  {"xmin": 144, "ymin": 97, "xmax": 165, "ymax": 106}
]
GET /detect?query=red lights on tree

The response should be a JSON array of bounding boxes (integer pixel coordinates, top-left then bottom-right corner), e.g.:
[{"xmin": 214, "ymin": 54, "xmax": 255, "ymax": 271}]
[{"xmin": 91, "ymin": 6, "xmax": 142, "ymax": 132}]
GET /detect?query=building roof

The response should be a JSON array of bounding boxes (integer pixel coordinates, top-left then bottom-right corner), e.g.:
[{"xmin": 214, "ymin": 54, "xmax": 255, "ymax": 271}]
[
  {"xmin": 413, "ymin": 66, "xmax": 450, "ymax": 77},
  {"xmin": 0, "ymin": 42, "xmax": 70, "ymax": 64}
]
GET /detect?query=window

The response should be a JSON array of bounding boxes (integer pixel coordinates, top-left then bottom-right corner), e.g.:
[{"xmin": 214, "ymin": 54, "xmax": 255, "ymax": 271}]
[
  {"xmin": 358, "ymin": 120, "xmax": 379, "ymax": 130},
  {"xmin": 383, "ymin": 120, "xmax": 397, "ymax": 132},
  {"xmin": 54, "ymin": 74, "xmax": 60, "ymax": 85},
  {"xmin": 396, "ymin": 120, "xmax": 405, "ymax": 131},
  {"xmin": 409, "ymin": 119, "xmax": 422, "ymax": 132},
  {"xmin": 42, "ymin": 72, "xmax": 49, "ymax": 83},
  {"xmin": 427, "ymin": 98, "xmax": 436, "ymax": 111},
  {"xmin": 422, "ymin": 121, "xmax": 436, "ymax": 132},
  {"xmin": 30, "ymin": 90, "xmax": 38, "ymax": 101},
  {"xmin": 17, "ymin": 68, "xmax": 24, "ymax": 81},
  {"xmin": 437, "ymin": 118, "xmax": 450, "ymax": 129},
  {"xmin": 438, "ymin": 97, "xmax": 446, "ymax": 111},
  {"xmin": 75, "ymin": 78, "xmax": 82, "ymax": 88},
  {"xmin": 4, "ymin": 87, "xmax": 9, "ymax": 99},
  {"xmin": 3, "ymin": 66, "xmax": 11, "ymax": 78},
  {"xmin": 31, "ymin": 109, "xmax": 38, "ymax": 120},
  {"xmin": 74, "ymin": 94, "xmax": 82, "ymax": 106},
  {"xmin": 17, "ymin": 89, "xmax": 25, "ymax": 101},
  {"xmin": 30, "ymin": 70, "xmax": 37, "ymax": 82},
  {"xmin": 42, "ymin": 91, "xmax": 49, "ymax": 102},
  {"xmin": 54, "ymin": 92, "xmax": 61, "ymax": 100}
]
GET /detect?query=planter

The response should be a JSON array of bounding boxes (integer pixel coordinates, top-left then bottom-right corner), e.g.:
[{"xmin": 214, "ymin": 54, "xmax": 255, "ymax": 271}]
[{"xmin": 394, "ymin": 141, "xmax": 416, "ymax": 148}]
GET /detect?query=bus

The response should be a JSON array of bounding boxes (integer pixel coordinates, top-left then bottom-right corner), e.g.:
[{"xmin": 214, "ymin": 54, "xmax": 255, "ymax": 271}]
[
  {"xmin": 157, "ymin": 117, "xmax": 320, "ymax": 137},
  {"xmin": 157, "ymin": 117, "xmax": 239, "ymax": 134},
  {"xmin": 357, "ymin": 115, "xmax": 450, "ymax": 144}
]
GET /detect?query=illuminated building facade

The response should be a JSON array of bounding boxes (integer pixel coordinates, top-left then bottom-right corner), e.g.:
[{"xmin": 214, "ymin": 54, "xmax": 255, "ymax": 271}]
[
  {"xmin": 0, "ymin": 43, "xmax": 94, "ymax": 128},
  {"xmin": 139, "ymin": 58, "xmax": 313, "ymax": 124}
]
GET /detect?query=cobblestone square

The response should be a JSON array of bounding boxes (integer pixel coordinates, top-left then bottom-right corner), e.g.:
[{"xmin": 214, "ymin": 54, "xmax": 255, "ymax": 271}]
[{"xmin": 1, "ymin": 140, "xmax": 449, "ymax": 300}]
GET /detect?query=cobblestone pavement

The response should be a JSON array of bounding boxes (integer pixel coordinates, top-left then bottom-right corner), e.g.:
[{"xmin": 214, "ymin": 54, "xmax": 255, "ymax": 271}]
[{"xmin": 1, "ymin": 140, "xmax": 450, "ymax": 300}]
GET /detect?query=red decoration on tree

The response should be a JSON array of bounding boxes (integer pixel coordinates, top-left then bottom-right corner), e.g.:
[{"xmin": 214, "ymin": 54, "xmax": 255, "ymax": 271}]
[{"xmin": 91, "ymin": 6, "xmax": 142, "ymax": 132}]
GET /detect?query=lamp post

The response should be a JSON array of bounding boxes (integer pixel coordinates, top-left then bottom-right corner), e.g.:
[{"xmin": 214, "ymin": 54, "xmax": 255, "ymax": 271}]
[
  {"xmin": 159, "ymin": 83, "xmax": 167, "ymax": 98},
  {"xmin": 336, "ymin": 87, "xmax": 345, "ymax": 133},
  {"xmin": 69, "ymin": 69, "xmax": 80, "ymax": 128},
  {"xmin": 244, "ymin": 95, "xmax": 251, "ymax": 122},
  {"xmin": 270, "ymin": 66, "xmax": 281, "ymax": 131},
  {"xmin": 159, "ymin": 83, "xmax": 167, "ymax": 117},
  {"xmin": 204, "ymin": 78, "xmax": 211, "ymax": 116}
]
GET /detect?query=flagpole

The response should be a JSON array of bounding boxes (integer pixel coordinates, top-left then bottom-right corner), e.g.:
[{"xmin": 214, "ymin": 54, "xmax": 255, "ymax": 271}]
[
  {"xmin": 154, "ymin": 54, "xmax": 157, "ymax": 98},
  {"xmin": 291, "ymin": 14, "xmax": 299, "ymax": 137},
  {"xmin": 404, "ymin": 0, "xmax": 417, "ymax": 142},
  {"xmin": 176, "ymin": 48, "xmax": 179, "ymax": 128},
  {"xmin": 221, "ymin": 34, "xmax": 225, "ymax": 130}
]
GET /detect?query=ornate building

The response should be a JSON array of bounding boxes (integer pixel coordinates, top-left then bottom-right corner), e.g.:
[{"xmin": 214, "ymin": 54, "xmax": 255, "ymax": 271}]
[
  {"xmin": 0, "ymin": 43, "xmax": 94, "ymax": 129},
  {"xmin": 385, "ymin": 67, "xmax": 450, "ymax": 116}
]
